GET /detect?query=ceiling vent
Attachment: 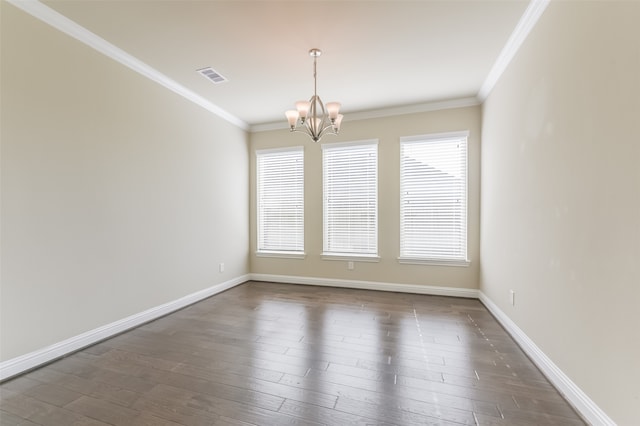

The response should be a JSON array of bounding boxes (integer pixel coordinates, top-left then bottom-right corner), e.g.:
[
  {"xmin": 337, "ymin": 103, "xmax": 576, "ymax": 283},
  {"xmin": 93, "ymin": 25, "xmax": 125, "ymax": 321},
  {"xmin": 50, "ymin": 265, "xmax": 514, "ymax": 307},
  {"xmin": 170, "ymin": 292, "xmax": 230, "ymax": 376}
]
[{"xmin": 197, "ymin": 67, "xmax": 228, "ymax": 84}]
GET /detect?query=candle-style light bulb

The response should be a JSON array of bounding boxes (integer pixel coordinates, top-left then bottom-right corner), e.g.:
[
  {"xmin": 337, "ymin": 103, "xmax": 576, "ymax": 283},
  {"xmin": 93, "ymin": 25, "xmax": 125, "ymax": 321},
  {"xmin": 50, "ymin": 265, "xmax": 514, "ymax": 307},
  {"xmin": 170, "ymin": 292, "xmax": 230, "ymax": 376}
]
[
  {"xmin": 295, "ymin": 101, "xmax": 310, "ymax": 122},
  {"xmin": 326, "ymin": 102, "xmax": 341, "ymax": 121},
  {"xmin": 285, "ymin": 110, "xmax": 299, "ymax": 129},
  {"xmin": 333, "ymin": 114, "xmax": 344, "ymax": 131}
]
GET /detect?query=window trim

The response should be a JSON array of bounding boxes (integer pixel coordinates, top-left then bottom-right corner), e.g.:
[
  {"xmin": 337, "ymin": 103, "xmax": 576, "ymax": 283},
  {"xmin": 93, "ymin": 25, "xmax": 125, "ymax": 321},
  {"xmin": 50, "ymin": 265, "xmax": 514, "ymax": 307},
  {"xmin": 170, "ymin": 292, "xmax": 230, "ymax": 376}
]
[
  {"xmin": 255, "ymin": 146, "xmax": 305, "ymax": 258},
  {"xmin": 321, "ymin": 253, "xmax": 381, "ymax": 262},
  {"xmin": 397, "ymin": 257, "xmax": 470, "ymax": 267},
  {"xmin": 256, "ymin": 251, "xmax": 306, "ymax": 260},
  {"xmin": 398, "ymin": 131, "xmax": 469, "ymax": 265},
  {"xmin": 321, "ymin": 139, "xmax": 379, "ymax": 258}
]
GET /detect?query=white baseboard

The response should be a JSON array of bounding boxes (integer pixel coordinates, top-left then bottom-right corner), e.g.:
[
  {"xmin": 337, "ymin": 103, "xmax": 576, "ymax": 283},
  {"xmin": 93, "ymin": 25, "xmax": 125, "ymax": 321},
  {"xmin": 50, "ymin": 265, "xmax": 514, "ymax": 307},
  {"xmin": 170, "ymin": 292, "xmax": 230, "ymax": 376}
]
[
  {"xmin": 0, "ymin": 273, "xmax": 613, "ymax": 425},
  {"xmin": 478, "ymin": 292, "xmax": 615, "ymax": 426},
  {"xmin": 252, "ymin": 274, "xmax": 612, "ymax": 424},
  {"xmin": 0, "ymin": 274, "xmax": 249, "ymax": 382},
  {"xmin": 249, "ymin": 273, "xmax": 480, "ymax": 299}
]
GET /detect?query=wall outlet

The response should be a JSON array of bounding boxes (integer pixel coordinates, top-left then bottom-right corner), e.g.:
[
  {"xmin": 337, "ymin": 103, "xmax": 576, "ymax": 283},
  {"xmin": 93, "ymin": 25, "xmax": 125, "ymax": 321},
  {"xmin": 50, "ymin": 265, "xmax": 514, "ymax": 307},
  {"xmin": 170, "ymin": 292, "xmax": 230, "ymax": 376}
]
[
  {"xmin": 509, "ymin": 289, "xmax": 515, "ymax": 306},
  {"xmin": 219, "ymin": 263, "xmax": 225, "ymax": 273},
  {"xmin": 347, "ymin": 261, "xmax": 354, "ymax": 270}
]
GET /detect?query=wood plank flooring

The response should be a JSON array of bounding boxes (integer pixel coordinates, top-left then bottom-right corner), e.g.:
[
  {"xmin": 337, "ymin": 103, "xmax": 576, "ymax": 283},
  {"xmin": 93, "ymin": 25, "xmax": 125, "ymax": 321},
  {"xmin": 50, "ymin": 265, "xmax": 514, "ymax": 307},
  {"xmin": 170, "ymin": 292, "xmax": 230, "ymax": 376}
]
[{"xmin": 0, "ymin": 281, "xmax": 585, "ymax": 425}]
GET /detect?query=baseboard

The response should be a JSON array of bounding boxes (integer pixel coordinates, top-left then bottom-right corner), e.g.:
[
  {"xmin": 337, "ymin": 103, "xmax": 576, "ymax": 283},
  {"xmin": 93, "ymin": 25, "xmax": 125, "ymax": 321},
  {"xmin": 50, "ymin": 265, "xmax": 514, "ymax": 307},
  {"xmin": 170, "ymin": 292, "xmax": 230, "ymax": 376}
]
[
  {"xmin": 0, "ymin": 274, "xmax": 249, "ymax": 382},
  {"xmin": 249, "ymin": 273, "xmax": 480, "ymax": 299},
  {"xmin": 1, "ymin": 274, "xmax": 612, "ymax": 425},
  {"xmin": 251, "ymin": 274, "xmax": 612, "ymax": 424},
  {"xmin": 478, "ymin": 292, "xmax": 615, "ymax": 426}
]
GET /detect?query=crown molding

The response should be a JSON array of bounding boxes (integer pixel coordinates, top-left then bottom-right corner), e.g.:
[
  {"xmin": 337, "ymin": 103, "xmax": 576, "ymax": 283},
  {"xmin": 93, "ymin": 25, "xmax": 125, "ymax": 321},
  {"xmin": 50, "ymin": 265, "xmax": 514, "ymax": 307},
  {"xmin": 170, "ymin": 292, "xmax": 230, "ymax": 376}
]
[
  {"xmin": 6, "ymin": 0, "xmax": 249, "ymax": 131},
  {"xmin": 250, "ymin": 97, "xmax": 480, "ymax": 133},
  {"xmin": 477, "ymin": 0, "xmax": 550, "ymax": 101},
  {"xmin": 8, "ymin": 0, "xmax": 546, "ymax": 133}
]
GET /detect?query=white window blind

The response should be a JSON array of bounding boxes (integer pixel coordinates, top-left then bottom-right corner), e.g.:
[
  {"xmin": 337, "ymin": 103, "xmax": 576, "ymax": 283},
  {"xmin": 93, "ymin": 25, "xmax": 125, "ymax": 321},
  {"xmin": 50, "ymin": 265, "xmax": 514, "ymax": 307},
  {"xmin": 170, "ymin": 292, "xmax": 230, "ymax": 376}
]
[
  {"xmin": 322, "ymin": 140, "xmax": 378, "ymax": 256},
  {"xmin": 400, "ymin": 132, "xmax": 468, "ymax": 263},
  {"xmin": 256, "ymin": 147, "xmax": 304, "ymax": 254}
]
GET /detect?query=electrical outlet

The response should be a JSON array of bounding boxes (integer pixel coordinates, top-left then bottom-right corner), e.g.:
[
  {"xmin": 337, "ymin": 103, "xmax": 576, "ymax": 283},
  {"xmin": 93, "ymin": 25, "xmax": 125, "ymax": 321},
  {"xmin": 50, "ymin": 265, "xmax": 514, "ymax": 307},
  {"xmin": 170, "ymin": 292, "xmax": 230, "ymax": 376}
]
[
  {"xmin": 509, "ymin": 290, "xmax": 515, "ymax": 306},
  {"xmin": 347, "ymin": 261, "xmax": 354, "ymax": 270},
  {"xmin": 219, "ymin": 263, "xmax": 225, "ymax": 273}
]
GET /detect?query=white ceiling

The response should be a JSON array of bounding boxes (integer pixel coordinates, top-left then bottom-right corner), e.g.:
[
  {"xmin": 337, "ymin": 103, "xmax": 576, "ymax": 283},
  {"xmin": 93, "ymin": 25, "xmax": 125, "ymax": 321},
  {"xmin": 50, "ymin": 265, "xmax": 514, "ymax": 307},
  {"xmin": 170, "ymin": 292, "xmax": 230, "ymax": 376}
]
[{"xmin": 38, "ymin": 0, "xmax": 531, "ymax": 129}]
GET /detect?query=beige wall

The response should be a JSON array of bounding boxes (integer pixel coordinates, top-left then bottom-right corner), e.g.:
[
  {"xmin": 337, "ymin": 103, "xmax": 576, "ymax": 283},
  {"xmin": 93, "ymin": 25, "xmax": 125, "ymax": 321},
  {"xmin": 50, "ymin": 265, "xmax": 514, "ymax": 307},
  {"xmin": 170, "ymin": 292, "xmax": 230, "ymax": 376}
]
[
  {"xmin": 1, "ymin": 3, "xmax": 250, "ymax": 361},
  {"xmin": 5, "ymin": 0, "xmax": 635, "ymax": 421},
  {"xmin": 480, "ymin": 2, "xmax": 640, "ymax": 424},
  {"xmin": 250, "ymin": 106, "xmax": 480, "ymax": 289}
]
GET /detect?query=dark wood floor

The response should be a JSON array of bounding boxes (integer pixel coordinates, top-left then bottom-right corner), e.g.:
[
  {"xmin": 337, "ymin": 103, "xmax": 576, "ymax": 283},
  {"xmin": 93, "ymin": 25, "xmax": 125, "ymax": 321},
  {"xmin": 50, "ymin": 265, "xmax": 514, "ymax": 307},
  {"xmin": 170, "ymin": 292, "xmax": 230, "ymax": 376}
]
[{"xmin": 0, "ymin": 281, "xmax": 585, "ymax": 425}]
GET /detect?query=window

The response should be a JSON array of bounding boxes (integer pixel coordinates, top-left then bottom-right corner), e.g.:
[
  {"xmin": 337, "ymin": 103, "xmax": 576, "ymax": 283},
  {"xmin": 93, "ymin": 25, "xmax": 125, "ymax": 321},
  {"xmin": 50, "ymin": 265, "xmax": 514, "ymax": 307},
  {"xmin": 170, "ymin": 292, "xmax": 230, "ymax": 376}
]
[
  {"xmin": 322, "ymin": 140, "xmax": 378, "ymax": 259},
  {"xmin": 400, "ymin": 132, "xmax": 468, "ymax": 264},
  {"xmin": 256, "ymin": 147, "xmax": 304, "ymax": 257}
]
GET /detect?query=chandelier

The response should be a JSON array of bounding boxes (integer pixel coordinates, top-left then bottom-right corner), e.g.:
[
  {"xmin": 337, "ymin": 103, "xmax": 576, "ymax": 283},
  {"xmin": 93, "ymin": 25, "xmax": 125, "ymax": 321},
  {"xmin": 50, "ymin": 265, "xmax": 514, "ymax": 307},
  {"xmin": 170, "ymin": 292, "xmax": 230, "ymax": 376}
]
[{"xmin": 285, "ymin": 49, "xmax": 343, "ymax": 142}]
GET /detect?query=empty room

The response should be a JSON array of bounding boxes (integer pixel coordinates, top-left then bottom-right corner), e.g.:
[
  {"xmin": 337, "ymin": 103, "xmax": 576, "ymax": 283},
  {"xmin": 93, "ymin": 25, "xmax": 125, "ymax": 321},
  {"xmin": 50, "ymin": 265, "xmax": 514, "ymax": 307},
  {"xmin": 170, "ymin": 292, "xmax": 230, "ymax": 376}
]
[{"xmin": 1, "ymin": 0, "xmax": 638, "ymax": 425}]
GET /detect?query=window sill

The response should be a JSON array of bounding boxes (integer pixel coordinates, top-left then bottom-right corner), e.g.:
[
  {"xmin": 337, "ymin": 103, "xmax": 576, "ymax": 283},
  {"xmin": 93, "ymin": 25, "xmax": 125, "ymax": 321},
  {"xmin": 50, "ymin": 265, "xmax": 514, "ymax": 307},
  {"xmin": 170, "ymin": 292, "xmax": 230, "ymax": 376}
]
[
  {"xmin": 397, "ymin": 257, "xmax": 470, "ymax": 267},
  {"xmin": 256, "ymin": 251, "xmax": 306, "ymax": 260},
  {"xmin": 321, "ymin": 253, "xmax": 381, "ymax": 262}
]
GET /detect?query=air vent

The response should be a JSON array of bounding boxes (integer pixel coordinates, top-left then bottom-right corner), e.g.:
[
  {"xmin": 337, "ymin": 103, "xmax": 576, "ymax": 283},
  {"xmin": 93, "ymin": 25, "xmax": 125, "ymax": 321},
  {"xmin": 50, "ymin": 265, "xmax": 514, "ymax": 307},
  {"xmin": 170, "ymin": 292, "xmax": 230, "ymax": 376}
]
[{"xmin": 197, "ymin": 67, "xmax": 228, "ymax": 84}]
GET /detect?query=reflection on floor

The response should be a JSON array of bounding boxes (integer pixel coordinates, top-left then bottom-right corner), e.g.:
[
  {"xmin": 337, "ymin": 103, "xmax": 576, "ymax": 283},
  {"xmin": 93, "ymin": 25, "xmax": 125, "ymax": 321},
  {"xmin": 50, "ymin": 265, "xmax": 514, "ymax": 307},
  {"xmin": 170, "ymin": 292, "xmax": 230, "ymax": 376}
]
[{"xmin": 0, "ymin": 281, "xmax": 585, "ymax": 425}]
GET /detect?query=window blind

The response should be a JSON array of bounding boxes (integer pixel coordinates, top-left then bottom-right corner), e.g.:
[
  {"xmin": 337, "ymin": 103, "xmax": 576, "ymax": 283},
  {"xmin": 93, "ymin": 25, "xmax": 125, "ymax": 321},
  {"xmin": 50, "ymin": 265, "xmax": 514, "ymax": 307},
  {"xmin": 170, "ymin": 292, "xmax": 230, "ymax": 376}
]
[
  {"xmin": 256, "ymin": 147, "xmax": 304, "ymax": 253},
  {"xmin": 400, "ymin": 133, "xmax": 468, "ymax": 262},
  {"xmin": 322, "ymin": 140, "xmax": 378, "ymax": 256}
]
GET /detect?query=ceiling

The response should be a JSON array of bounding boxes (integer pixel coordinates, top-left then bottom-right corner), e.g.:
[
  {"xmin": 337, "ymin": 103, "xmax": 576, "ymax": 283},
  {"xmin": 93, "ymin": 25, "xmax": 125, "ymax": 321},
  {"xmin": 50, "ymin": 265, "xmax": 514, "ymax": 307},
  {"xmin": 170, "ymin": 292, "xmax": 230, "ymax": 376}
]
[{"xmin": 39, "ymin": 0, "xmax": 531, "ymax": 129}]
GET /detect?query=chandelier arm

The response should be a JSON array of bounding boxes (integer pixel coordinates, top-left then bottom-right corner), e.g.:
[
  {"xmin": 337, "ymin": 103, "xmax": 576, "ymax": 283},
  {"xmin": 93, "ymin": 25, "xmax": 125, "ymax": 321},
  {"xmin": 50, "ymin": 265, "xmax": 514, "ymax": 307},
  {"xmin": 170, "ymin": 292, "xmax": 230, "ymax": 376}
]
[
  {"xmin": 285, "ymin": 48, "xmax": 342, "ymax": 142},
  {"xmin": 318, "ymin": 123, "xmax": 338, "ymax": 137},
  {"xmin": 289, "ymin": 123, "xmax": 339, "ymax": 143},
  {"xmin": 289, "ymin": 127, "xmax": 321, "ymax": 142}
]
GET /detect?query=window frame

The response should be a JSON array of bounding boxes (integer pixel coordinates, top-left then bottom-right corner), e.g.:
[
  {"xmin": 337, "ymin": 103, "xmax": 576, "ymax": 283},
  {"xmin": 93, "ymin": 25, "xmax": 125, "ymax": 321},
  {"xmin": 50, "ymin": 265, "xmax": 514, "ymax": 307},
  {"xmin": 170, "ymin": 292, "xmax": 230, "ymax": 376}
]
[
  {"xmin": 321, "ymin": 139, "xmax": 380, "ymax": 262},
  {"xmin": 398, "ymin": 131, "xmax": 469, "ymax": 267},
  {"xmin": 255, "ymin": 146, "xmax": 305, "ymax": 259}
]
